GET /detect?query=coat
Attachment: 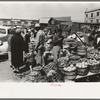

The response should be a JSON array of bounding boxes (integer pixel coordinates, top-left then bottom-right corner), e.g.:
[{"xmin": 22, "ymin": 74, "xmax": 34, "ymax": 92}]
[
  {"xmin": 35, "ymin": 30, "xmax": 45, "ymax": 51},
  {"xmin": 7, "ymin": 34, "xmax": 13, "ymax": 52},
  {"xmin": 11, "ymin": 34, "xmax": 25, "ymax": 67},
  {"xmin": 24, "ymin": 34, "xmax": 30, "ymax": 53}
]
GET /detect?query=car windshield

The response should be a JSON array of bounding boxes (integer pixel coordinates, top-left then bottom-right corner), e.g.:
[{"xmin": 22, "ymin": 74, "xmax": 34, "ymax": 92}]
[{"xmin": 0, "ymin": 28, "xmax": 6, "ymax": 34}]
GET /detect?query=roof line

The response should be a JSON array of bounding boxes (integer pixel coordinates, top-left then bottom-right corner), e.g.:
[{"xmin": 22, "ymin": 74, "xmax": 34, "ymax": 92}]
[{"xmin": 85, "ymin": 8, "xmax": 100, "ymax": 13}]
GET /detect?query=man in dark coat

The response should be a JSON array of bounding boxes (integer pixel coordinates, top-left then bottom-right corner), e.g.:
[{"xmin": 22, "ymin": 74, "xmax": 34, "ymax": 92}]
[
  {"xmin": 24, "ymin": 29, "xmax": 31, "ymax": 53},
  {"xmin": 11, "ymin": 28, "xmax": 26, "ymax": 73}
]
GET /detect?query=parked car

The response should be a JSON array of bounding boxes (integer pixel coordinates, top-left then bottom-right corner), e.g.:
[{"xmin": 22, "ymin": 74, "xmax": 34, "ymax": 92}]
[{"xmin": 0, "ymin": 26, "xmax": 11, "ymax": 56}]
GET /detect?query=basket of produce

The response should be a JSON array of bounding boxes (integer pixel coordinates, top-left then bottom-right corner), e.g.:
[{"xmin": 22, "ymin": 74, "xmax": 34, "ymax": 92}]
[
  {"xmin": 62, "ymin": 65, "xmax": 77, "ymax": 80},
  {"xmin": 87, "ymin": 50, "xmax": 100, "ymax": 60},
  {"xmin": 33, "ymin": 66, "xmax": 42, "ymax": 75},
  {"xmin": 77, "ymin": 45, "xmax": 87, "ymax": 56},
  {"xmin": 76, "ymin": 62, "xmax": 89, "ymax": 76},
  {"xmin": 57, "ymin": 56, "xmax": 69, "ymax": 70},
  {"xmin": 89, "ymin": 49, "xmax": 98, "ymax": 54},
  {"xmin": 69, "ymin": 55, "xmax": 80, "ymax": 60},
  {"xmin": 88, "ymin": 59, "xmax": 100, "ymax": 73}
]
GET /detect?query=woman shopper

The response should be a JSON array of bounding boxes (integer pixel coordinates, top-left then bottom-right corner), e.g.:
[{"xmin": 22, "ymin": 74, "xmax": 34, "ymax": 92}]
[
  {"xmin": 7, "ymin": 28, "xmax": 15, "ymax": 69},
  {"xmin": 11, "ymin": 28, "xmax": 26, "ymax": 73}
]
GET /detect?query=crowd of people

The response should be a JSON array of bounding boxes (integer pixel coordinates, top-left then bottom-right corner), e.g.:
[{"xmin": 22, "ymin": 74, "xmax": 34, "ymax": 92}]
[
  {"xmin": 7, "ymin": 23, "xmax": 100, "ymax": 74},
  {"xmin": 7, "ymin": 24, "xmax": 64, "ymax": 73}
]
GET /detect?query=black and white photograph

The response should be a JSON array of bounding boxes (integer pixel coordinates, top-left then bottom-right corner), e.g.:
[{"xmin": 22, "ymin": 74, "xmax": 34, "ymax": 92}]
[{"xmin": 1, "ymin": 1, "xmax": 100, "ymax": 83}]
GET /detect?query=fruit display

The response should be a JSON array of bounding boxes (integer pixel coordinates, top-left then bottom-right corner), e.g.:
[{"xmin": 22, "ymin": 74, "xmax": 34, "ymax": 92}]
[
  {"xmin": 69, "ymin": 55, "xmax": 80, "ymax": 60},
  {"xmin": 57, "ymin": 56, "xmax": 69, "ymax": 70},
  {"xmin": 76, "ymin": 62, "xmax": 89, "ymax": 76},
  {"xmin": 87, "ymin": 53, "xmax": 100, "ymax": 60},
  {"xmin": 62, "ymin": 64, "xmax": 77, "ymax": 80},
  {"xmin": 89, "ymin": 49, "xmax": 99, "ymax": 54},
  {"xmin": 63, "ymin": 65, "xmax": 76, "ymax": 72},
  {"xmin": 68, "ymin": 60, "xmax": 79, "ymax": 65},
  {"xmin": 78, "ymin": 58, "xmax": 88, "ymax": 62},
  {"xmin": 87, "ymin": 59, "xmax": 100, "ymax": 66},
  {"xmin": 87, "ymin": 49, "xmax": 100, "ymax": 60},
  {"xmin": 87, "ymin": 59, "xmax": 100, "ymax": 73}
]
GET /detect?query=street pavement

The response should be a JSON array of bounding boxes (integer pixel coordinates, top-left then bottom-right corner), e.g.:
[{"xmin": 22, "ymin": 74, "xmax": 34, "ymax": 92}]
[{"xmin": 0, "ymin": 60, "xmax": 31, "ymax": 83}]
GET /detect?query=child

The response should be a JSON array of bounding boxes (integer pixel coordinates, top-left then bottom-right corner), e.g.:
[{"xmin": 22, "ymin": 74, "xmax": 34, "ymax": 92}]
[{"xmin": 25, "ymin": 39, "xmax": 36, "ymax": 72}]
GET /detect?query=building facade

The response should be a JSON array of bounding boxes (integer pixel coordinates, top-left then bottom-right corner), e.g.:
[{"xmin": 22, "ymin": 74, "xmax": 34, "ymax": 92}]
[
  {"xmin": 85, "ymin": 8, "xmax": 100, "ymax": 23},
  {"xmin": 0, "ymin": 18, "xmax": 39, "ymax": 27}
]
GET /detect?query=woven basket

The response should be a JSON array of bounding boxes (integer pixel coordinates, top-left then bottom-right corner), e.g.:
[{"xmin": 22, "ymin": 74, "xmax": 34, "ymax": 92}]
[
  {"xmin": 77, "ymin": 67, "xmax": 89, "ymax": 76},
  {"xmin": 63, "ymin": 70, "xmax": 77, "ymax": 80},
  {"xmin": 77, "ymin": 46, "xmax": 87, "ymax": 56},
  {"xmin": 63, "ymin": 70, "xmax": 76, "ymax": 76},
  {"xmin": 90, "ymin": 69, "xmax": 100, "ymax": 73},
  {"xmin": 64, "ymin": 74, "xmax": 77, "ymax": 80},
  {"xmin": 88, "ymin": 64, "xmax": 100, "ymax": 73}
]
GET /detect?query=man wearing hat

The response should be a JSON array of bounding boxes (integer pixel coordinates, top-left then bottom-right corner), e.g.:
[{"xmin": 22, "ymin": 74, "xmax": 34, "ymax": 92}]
[{"xmin": 35, "ymin": 23, "xmax": 45, "ymax": 66}]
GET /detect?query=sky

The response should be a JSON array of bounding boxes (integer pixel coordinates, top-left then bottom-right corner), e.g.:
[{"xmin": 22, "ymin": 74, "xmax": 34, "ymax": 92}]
[{"xmin": 0, "ymin": 2, "xmax": 100, "ymax": 22}]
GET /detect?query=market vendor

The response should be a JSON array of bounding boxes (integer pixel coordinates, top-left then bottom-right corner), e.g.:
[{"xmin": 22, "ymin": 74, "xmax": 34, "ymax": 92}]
[
  {"xmin": 35, "ymin": 23, "xmax": 45, "ymax": 67},
  {"xmin": 88, "ymin": 27, "xmax": 98, "ymax": 46},
  {"xmin": 94, "ymin": 28, "xmax": 100, "ymax": 49},
  {"xmin": 52, "ymin": 29, "xmax": 64, "ymax": 62}
]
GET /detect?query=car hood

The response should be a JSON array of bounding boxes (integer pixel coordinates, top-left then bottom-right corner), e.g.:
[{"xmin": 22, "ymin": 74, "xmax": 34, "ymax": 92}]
[{"xmin": 0, "ymin": 34, "xmax": 7, "ymax": 38}]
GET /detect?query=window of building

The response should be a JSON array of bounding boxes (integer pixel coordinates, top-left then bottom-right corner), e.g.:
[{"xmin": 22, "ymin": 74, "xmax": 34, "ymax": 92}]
[
  {"xmin": 86, "ymin": 14, "xmax": 88, "ymax": 17},
  {"xmin": 91, "ymin": 13, "xmax": 93, "ymax": 17},
  {"xmin": 91, "ymin": 20, "xmax": 93, "ymax": 23},
  {"xmin": 96, "ymin": 19, "xmax": 99, "ymax": 23},
  {"xmin": 97, "ymin": 12, "xmax": 99, "ymax": 16}
]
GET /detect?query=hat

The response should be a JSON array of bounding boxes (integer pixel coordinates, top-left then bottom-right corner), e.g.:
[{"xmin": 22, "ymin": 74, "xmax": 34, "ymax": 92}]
[
  {"xmin": 35, "ymin": 23, "xmax": 40, "ymax": 27},
  {"xmin": 16, "ymin": 28, "xmax": 21, "ymax": 34}
]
